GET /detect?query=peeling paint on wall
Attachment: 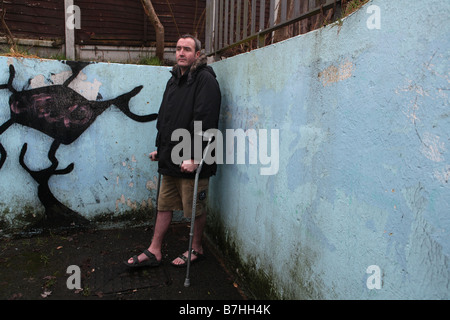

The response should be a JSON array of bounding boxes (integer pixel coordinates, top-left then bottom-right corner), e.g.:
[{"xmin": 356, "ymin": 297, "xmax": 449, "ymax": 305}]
[
  {"xmin": 434, "ymin": 165, "xmax": 450, "ymax": 184},
  {"xmin": 421, "ymin": 132, "xmax": 446, "ymax": 162},
  {"xmin": 30, "ymin": 70, "xmax": 103, "ymax": 101},
  {"xmin": 318, "ymin": 60, "xmax": 354, "ymax": 86},
  {"xmin": 146, "ymin": 175, "xmax": 159, "ymax": 191},
  {"xmin": 115, "ymin": 194, "xmax": 153, "ymax": 212}
]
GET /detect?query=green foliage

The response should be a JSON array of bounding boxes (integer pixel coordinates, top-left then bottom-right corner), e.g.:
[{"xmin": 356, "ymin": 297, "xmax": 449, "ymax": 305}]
[
  {"xmin": 343, "ymin": 0, "xmax": 370, "ymax": 17},
  {"xmin": 137, "ymin": 55, "xmax": 162, "ymax": 66}
]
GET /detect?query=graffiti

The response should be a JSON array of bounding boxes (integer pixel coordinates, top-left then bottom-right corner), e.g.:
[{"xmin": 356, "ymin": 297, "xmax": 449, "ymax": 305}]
[{"xmin": 0, "ymin": 61, "xmax": 157, "ymax": 229}]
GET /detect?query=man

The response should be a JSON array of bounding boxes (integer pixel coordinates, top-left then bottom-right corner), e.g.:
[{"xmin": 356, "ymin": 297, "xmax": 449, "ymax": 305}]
[{"xmin": 125, "ymin": 34, "xmax": 221, "ymax": 268}]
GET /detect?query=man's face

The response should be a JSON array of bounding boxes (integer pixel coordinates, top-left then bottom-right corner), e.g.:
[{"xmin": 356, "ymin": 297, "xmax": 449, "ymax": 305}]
[{"xmin": 176, "ymin": 38, "xmax": 200, "ymax": 73}]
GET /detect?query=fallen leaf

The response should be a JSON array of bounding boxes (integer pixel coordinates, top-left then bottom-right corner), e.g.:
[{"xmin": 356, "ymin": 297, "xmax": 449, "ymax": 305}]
[
  {"xmin": 9, "ymin": 293, "xmax": 23, "ymax": 300},
  {"xmin": 41, "ymin": 290, "xmax": 52, "ymax": 298},
  {"xmin": 56, "ymin": 246, "xmax": 63, "ymax": 250}
]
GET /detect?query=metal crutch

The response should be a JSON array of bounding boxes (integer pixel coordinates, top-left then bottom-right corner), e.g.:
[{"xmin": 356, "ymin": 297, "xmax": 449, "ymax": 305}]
[{"xmin": 184, "ymin": 134, "xmax": 214, "ymax": 287}]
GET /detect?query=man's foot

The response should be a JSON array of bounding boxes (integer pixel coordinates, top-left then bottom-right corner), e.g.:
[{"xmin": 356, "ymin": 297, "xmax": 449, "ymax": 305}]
[
  {"xmin": 170, "ymin": 249, "xmax": 205, "ymax": 268},
  {"xmin": 124, "ymin": 249, "xmax": 161, "ymax": 268}
]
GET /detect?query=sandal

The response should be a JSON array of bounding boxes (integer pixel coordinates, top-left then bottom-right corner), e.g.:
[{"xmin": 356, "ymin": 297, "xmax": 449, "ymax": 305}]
[
  {"xmin": 170, "ymin": 249, "xmax": 205, "ymax": 268},
  {"xmin": 124, "ymin": 249, "xmax": 161, "ymax": 268}
]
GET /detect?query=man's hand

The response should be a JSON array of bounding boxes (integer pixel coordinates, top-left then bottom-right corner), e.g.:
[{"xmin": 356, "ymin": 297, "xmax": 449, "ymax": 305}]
[
  {"xmin": 180, "ymin": 159, "xmax": 199, "ymax": 173},
  {"xmin": 149, "ymin": 151, "xmax": 158, "ymax": 161}
]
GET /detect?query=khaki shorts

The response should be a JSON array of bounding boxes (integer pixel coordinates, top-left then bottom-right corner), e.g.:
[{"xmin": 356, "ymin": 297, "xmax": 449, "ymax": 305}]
[{"xmin": 157, "ymin": 175, "xmax": 209, "ymax": 218}]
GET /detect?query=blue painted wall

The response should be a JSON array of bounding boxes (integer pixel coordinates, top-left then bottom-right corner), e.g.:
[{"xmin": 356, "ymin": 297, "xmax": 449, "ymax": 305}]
[
  {"xmin": 0, "ymin": 57, "xmax": 169, "ymax": 231},
  {"xmin": 0, "ymin": 0, "xmax": 448, "ymax": 299},
  {"xmin": 208, "ymin": 0, "xmax": 449, "ymax": 299}
]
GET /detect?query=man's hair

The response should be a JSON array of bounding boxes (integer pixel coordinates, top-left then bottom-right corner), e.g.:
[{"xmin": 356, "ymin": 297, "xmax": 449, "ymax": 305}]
[{"xmin": 179, "ymin": 34, "xmax": 202, "ymax": 52}]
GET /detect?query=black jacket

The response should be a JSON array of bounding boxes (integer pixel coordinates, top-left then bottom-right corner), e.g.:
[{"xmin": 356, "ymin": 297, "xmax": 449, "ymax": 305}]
[{"xmin": 156, "ymin": 54, "xmax": 221, "ymax": 179}]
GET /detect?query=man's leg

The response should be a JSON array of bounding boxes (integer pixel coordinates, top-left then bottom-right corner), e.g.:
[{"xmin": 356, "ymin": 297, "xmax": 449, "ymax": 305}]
[
  {"xmin": 171, "ymin": 177, "xmax": 210, "ymax": 265},
  {"xmin": 171, "ymin": 210, "xmax": 207, "ymax": 266},
  {"xmin": 127, "ymin": 210, "xmax": 172, "ymax": 264},
  {"xmin": 192, "ymin": 210, "xmax": 207, "ymax": 252},
  {"xmin": 127, "ymin": 175, "xmax": 182, "ymax": 264}
]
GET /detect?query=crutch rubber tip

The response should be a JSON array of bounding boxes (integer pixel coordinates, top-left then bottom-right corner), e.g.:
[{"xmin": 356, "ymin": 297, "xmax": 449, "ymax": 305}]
[{"xmin": 184, "ymin": 279, "xmax": 190, "ymax": 287}]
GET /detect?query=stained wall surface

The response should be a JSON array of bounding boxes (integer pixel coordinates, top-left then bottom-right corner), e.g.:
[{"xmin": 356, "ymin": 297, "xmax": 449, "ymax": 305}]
[
  {"xmin": 208, "ymin": 0, "xmax": 449, "ymax": 299},
  {"xmin": 0, "ymin": 57, "xmax": 169, "ymax": 231},
  {"xmin": 0, "ymin": 0, "xmax": 448, "ymax": 300}
]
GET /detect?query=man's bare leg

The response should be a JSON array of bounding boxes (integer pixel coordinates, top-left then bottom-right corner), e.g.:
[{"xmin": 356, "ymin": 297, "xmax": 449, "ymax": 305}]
[
  {"xmin": 127, "ymin": 210, "xmax": 172, "ymax": 264},
  {"xmin": 171, "ymin": 210, "xmax": 207, "ymax": 266}
]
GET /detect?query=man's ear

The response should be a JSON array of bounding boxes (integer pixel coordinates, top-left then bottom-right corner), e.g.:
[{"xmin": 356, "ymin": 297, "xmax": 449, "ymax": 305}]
[{"xmin": 195, "ymin": 51, "xmax": 201, "ymax": 59}]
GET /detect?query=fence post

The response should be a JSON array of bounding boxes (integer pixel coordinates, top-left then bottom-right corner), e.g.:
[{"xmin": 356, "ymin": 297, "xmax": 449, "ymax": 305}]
[
  {"xmin": 251, "ymin": 0, "xmax": 256, "ymax": 35},
  {"xmin": 280, "ymin": 0, "xmax": 287, "ymax": 23},
  {"xmin": 243, "ymin": 0, "xmax": 248, "ymax": 38},
  {"xmin": 224, "ymin": 0, "xmax": 229, "ymax": 46},
  {"xmin": 269, "ymin": 0, "xmax": 275, "ymax": 27},
  {"xmin": 214, "ymin": 0, "xmax": 220, "ymax": 56},
  {"xmin": 230, "ymin": 0, "xmax": 235, "ymax": 44},
  {"xmin": 205, "ymin": 0, "xmax": 213, "ymax": 55},
  {"xmin": 64, "ymin": 0, "xmax": 76, "ymax": 60},
  {"xmin": 236, "ymin": 0, "xmax": 241, "ymax": 42},
  {"xmin": 259, "ymin": 0, "xmax": 266, "ymax": 31}
]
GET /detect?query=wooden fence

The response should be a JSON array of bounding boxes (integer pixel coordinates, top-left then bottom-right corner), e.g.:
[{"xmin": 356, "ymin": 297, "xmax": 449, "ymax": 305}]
[{"xmin": 205, "ymin": 0, "xmax": 344, "ymax": 59}]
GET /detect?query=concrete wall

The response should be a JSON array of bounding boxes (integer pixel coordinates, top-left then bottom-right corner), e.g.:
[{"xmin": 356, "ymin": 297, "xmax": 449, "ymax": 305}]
[
  {"xmin": 1, "ymin": 0, "xmax": 448, "ymax": 300},
  {"xmin": 208, "ymin": 0, "xmax": 449, "ymax": 299},
  {"xmin": 0, "ymin": 57, "xmax": 170, "ymax": 233}
]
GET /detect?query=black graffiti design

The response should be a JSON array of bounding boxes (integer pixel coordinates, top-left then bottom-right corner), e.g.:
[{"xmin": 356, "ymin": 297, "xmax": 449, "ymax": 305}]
[{"xmin": 0, "ymin": 61, "xmax": 157, "ymax": 229}]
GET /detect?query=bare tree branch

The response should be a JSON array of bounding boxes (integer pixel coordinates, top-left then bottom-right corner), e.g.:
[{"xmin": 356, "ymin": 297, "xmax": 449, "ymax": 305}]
[
  {"xmin": 140, "ymin": 0, "xmax": 165, "ymax": 61},
  {"xmin": 0, "ymin": 0, "xmax": 17, "ymax": 52}
]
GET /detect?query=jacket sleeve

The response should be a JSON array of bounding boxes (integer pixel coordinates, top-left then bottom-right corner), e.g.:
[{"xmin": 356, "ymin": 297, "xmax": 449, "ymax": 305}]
[
  {"xmin": 190, "ymin": 70, "xmax": 221, "ymax": 162},
  {"xmin": 155, "ymin": 79, "xmax": 171, "ymax": 149}
]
